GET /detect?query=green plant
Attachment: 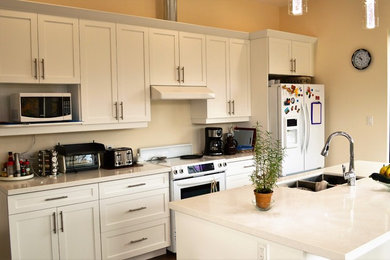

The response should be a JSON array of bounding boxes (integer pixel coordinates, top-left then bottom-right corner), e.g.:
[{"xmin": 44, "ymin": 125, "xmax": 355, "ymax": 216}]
[{"xmin": 251, "ymin": 122, "xmax": 284, "ymax": 193}]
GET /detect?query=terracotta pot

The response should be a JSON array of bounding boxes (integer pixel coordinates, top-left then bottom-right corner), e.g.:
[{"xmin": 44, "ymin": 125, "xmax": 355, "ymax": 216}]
[{"xmin": 254, "ymin": 190, "xmax": 273, "ymax": 209}]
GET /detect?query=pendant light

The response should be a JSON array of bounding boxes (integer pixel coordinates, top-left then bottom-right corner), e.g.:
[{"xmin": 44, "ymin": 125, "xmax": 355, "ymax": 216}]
[
  {"xmin": 288, "ymin": 0, "xmax": 308, "ymax": 16},
  {"xmin": 362, "ymin": 0, "xmax": 379, "ymax": 29}
]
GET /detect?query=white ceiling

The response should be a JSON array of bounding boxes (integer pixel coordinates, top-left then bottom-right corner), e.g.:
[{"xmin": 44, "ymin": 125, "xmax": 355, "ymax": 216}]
[{"xmin": 256, "ymin": 0, "xmax": 287, "ymax": 7}]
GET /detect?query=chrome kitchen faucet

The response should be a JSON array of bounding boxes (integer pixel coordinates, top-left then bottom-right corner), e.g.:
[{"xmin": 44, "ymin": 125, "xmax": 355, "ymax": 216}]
[{"xmin": 321, "ymin": 131, "xmax": 356, "ymax": 186}]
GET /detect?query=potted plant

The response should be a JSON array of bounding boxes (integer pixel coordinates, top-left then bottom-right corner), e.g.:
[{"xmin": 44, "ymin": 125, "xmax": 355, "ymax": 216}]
[{"xmin": 251, "ymin": 123, "xmax": 284, "ymax": 209}]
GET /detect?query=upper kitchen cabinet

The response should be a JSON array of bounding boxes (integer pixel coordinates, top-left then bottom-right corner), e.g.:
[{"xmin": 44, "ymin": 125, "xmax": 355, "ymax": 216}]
[
  {"xmin": 253, "ymin": 30, "xmax": 316, "ymax": 76},
  {"xmin": 191, "ymin": 37, "xmax": 250, "ymax": 124},
  {"xmin": 80, "ymin": 20, "xmax": 150, "ymax": 125},
  {"xmin": 149, "ymin": 28, "xmax": 206, "ymax": 86},
  {"xmin": 0, "ymin": 9, "xmax": 80, "ymax": 84}
]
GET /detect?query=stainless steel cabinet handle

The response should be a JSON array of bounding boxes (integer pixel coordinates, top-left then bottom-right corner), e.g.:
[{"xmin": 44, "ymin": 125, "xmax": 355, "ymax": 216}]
[
  {"xmin": 52, "ymin": 212, "xmax": 57, "ymax": 234},
  {"xmin": 45, "ymin": 196, "xmax": 68, "ymax": 201},
  {"xmin": 60, "ymin": 211, "xmax": 64, "ymax": 232},
  {"xmin": 181, "ymin": 67, "xmax": 185, "ymax": 83},
  {"xmin": 243, "ymin": 165, "xmax": 253, "ymax": 168},
  {"xmin": 130, "ymin": 237, "xmax": 147, "ymax": 244},
  {"xmin": 127, "ymin": 183, "xmax": 146, "ymax": 188},
  {"xmin": 120, "ymin": 102, "xmax": 124, "ymax": 120},
  {"xmin": 128, "ymin": 206, "xmax": 147, "ymax": 212},
  {"xmin": 290, "ymin": 59, "xmax": 294, "ymax": 72},
  {"xmin": 294, "ymin": 58, "xmax": 297, "ymax": 72},
  {"xmin": 33, "ymin": 58, "xmax": 38, "ymax": 79},
  {"xmin": 228, "ymin": 101, "xmax": 231, "ymax": 115},
  {"xmin": 41, "ymin": 59, "xmax": 45, "ymax": 79},
  {"xmin": 232, "ymin": 100, "xmax": 235, "ymax": 115},
  {"xmin": 176, "ymin": 66, "xmax": 180, "ymax": 82},
  {"xmin": 114, "ymin": 102, "xmax": 118, "ymax": 120}
]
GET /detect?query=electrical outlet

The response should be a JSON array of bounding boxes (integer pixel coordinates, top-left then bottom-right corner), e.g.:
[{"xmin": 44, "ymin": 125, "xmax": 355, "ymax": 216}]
[{"xmin": 366, "ymin": 115, "xmax": 374, "ymax": 127}]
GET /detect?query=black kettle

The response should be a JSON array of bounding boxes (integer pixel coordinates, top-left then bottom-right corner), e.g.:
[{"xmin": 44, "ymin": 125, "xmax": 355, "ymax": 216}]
[{"xmin": 224, "ymin": 134, "xmax": 238, "ymax": 155}]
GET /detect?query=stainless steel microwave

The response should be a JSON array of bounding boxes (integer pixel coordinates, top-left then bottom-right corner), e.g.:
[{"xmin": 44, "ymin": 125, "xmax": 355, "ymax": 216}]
[{"xmin": 10, "ymin": 93, "xmax": 72, "ymax": 122}]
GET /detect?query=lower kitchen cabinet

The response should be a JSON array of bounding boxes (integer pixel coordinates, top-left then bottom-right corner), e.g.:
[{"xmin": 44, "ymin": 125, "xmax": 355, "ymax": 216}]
[
  {"xmin": 226, "ymin": 157, "xmax": 254, "ymax": 189},
  {"xmin": 99, "ymin": 172, "xmax": 170, "ymax": 259},
  {"xmin": 9, "ymin": 200, "xmax": 101, "ymax": 260}
]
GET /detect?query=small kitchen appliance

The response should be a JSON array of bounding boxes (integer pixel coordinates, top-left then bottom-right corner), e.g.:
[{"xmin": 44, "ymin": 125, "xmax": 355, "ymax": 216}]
[
  {"xmin": 204, "ymin": 127, "xmax": 223, "ymax": 156},
  {"xmin": 10, "ymin": 93, "xmax": 72, "ymax": 123},
  {"xmin": 102, "ymin": 147, "xmax": 133, "ymax": 169},
  {"xmin": 56, "ymin": 142, "xmax": 105, "ymax": 173}
]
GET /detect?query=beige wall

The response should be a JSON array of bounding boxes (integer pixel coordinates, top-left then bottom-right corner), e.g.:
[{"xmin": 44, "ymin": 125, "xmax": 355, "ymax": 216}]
[
  {"xmin": 279, "ymin": 0, "xmax": 389, "ymax": 165},
  {"xmin": 0, "ymin": 0, "xmax": 279, "ymax": 161}
]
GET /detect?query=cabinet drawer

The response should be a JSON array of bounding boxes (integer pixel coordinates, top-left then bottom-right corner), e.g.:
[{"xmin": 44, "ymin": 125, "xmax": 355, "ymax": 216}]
[
  {"xmin": 99, "ymin": 173, "xmax": 169, "ymax": 199},
  {"xmin": 101, "ymin": 218, "xmax": 170, "ymax": 260},
  {"xmin": 100, "ymin": 188, "xmax": 169, "ymax": 232},
  {"xmin": 226, "ymin": 174, "xmax": 251, "ymax": 189},
  {"xmin": 226, "ymin": 159, "xmax": 254, "ymax": 177},
  {"xmin": 8, "ymin": 184, "xmax": 98, "ymax": 214}
]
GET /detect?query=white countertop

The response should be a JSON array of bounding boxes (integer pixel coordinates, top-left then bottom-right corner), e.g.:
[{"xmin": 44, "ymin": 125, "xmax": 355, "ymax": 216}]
[
  {"xmin": 0, "ymin": 162, "xmax": 169, "ymax": 195},
  {"xmin": 169, "ymin": 161, "xmax": 389, "ymax": 259}
]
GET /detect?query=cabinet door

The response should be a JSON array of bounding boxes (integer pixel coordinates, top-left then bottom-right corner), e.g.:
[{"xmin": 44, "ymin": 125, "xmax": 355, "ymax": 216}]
[
  {"xmin": 9, "ymin": 208, "xmax": 60, "ymax": 260},
  {"xmin": 149, "ymin": 28, "xmax": 179, "ymax": 85},
  {"xmin": 229, "ymin": 39, "xmax": 251, "ymax": 117},
  {"xmin": 80, "ymin": 20, "xmax": 118, "ymax": 124},
  {"xmin": 268, "ymin": 38, "xmax": 292, "ymax": 75},
  {"xmin": 292, "ymin": 41, "xmax": 312, "ymax": 76},
  {"xmin": 58, "ymin": 201, "xmax": 101, "ymax": 260},
  {"xmin": 205, "ymin": 36, "xmax": 230, "ymax": 118},
  {"xmin": 116, "ymin": 24, "xmax": 150, "ymax": 123},
  {"xmin": 37, "ymin": 15, "xmax": 80, "ymax": 83},
  {"xmin": 179, "ymin": 32, "xmax": 206, "ymax": 86},
  {"xmin": 0, "ymin": 10, "xmax": 38, "ymax": 83}
]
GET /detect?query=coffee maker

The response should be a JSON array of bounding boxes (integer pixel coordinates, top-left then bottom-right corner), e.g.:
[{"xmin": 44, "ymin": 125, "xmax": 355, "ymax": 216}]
[{"xmin": 204, "ymin": 127, "xmax": 223, "ymax": 156}]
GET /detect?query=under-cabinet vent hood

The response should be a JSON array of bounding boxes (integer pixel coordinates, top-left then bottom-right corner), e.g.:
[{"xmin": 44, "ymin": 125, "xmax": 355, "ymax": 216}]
[{"xmin": 151, "ymin": 86, "xmax": 215, "ymax": 100}]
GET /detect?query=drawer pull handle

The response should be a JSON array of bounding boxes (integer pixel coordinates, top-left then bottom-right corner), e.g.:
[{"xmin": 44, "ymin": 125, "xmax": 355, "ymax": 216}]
[
  {"xmin": 127, "ymin": 183, "xmax": 146, "ymax": 188},
  {"xmin": 45, "ymin": 196, "xmax": 68, "ymax": 201},
  {"xmin": 243, "ymin": 165, "xmax": 253, "ymax": 168},
  {"xmin": 130, "ymin": 237, "xmax": 148, "ymax": 244},
  {"xmin": 128, "ymin": 206, "xmax": 147, "ymax": 212}
]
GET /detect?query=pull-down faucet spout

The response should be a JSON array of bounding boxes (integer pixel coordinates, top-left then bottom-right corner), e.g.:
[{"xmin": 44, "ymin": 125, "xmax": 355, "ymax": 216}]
[{"xmin": 321, "ymin": 131, "xmax": 355, "ymax": 186}]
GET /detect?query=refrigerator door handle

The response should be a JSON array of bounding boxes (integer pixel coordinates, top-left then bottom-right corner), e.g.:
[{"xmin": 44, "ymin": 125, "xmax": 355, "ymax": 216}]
[
  {"xmin": 301, "ymin": 103, "xmax": 306, "ymax": 153},
  {"xmin": 305, "ymin": 103, "xmax": 311, "ymax": 151}
]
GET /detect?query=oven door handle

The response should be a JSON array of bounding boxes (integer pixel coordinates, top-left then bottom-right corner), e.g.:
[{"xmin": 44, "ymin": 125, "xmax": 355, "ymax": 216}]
[{"xmin": 175, "ymin": 177, "xmax": 223, "ymax": 188}]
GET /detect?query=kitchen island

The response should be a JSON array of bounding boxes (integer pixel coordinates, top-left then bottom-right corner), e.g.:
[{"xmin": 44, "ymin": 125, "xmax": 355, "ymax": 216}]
[{"xmin": 169, "ymin": 161, "xmax": 390, "ymax": 260}]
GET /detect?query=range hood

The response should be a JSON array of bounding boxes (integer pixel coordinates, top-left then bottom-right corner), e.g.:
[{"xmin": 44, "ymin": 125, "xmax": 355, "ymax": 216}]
[{"xmin": 151, "ymin": 86, "xmax": 215, "ymax": 100}]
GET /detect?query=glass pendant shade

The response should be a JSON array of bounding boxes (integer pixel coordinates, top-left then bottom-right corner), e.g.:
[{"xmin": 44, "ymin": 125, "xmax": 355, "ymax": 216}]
[
  {"xmin": 362, "ymin": 0, "xmax": 379, "ymax": 29},
  {"xmin": 288, "ymin": 0, "xmax": 308, "ymax": 16}
]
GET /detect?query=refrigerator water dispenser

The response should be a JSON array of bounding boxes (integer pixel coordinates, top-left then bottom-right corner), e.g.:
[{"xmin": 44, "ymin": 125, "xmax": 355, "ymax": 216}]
[{"xmin": 286, "ymin": 118, "xmax": 298, "ymax": 148}]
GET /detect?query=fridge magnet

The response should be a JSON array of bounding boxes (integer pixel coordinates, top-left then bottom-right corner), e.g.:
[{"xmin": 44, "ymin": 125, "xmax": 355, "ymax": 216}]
[
  {"xmin": 291, "ymin": 97, "xmax": 295, "ymax": 104},
  {"xmin": 284, "ymin": 98, "xmax": 291, "ymax": 106},
  {"xmin": 284, "ymin": 107, "xmax": 290, "ymax": 114}
]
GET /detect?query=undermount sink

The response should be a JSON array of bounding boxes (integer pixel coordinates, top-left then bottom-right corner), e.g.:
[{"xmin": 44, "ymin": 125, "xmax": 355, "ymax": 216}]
[{"xmin": 286, "ymin": 173, "xmax": 365, "ymax": 192}]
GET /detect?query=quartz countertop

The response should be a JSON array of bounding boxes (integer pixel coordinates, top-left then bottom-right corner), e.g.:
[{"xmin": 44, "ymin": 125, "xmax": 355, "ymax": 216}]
[
  {"xmin": 169, "ymin": 160, "xmax": 389, "ymax": 259},
  {"xmin": 0, "ymin": 162, "xmax": 170, "ymax": 195}
]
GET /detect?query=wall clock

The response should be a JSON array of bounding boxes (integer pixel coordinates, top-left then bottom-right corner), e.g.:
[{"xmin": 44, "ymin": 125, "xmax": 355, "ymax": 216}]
[{"xmin": 351, "ymin": 49, "xmax": 371, "ymax": 70}]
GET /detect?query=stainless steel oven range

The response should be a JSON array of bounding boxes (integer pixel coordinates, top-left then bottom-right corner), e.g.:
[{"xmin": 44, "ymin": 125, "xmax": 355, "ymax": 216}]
[{"xmin": 167, "ymin": 158, "xmax": 227, "ymax": 252}]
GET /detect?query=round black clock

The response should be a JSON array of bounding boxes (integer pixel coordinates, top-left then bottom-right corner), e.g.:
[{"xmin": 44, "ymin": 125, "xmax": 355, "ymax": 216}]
[{"xmin": 351, "ymin": 49, "xmax": 371, "ymax": 70}]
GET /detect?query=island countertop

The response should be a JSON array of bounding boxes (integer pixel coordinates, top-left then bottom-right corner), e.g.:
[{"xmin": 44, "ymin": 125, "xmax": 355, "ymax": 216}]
[{"xmin": 169, "ymin": 161, "xmax": 390, "ymax": 259}]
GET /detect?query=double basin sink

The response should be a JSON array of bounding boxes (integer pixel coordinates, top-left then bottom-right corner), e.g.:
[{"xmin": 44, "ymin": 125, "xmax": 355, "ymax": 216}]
[{"xmin": 284, "ymin": 173, "xmax": 364, "ymax": 192}]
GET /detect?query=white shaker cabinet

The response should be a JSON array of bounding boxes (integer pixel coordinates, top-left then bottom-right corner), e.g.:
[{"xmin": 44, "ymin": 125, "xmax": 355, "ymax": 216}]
[
  {"xmin": 7, "ymin": 184, "xmax": 101, "ymax": 260},
  {"xmin": 0, "ymin": 9, "xmax": 80, "ymax": 84},
  {"xmin": 149, "ymin": 28, "xmax": 206, "ymax": 86},
  {"xmin": 191, "ymin": 37, "xmax": 250, "ymax": 124},
  {"xmin": 80, "ymin": 20, "xmax": 150, "ymax": 125},
  {"xmin": 225, "ymin": 157, "xmax": 254, "ymax": 189},
  {"xmin": 268, "ymin": 37, "xmax": 314, "ymax": 76}
]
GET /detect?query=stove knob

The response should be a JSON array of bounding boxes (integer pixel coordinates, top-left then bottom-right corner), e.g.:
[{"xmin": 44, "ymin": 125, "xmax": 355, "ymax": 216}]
[
  {"xmin": 218, "ymin": 163, "xmax": 222, "ymax": 167},
  {"xmin": 223, "ymin": 162, "xmax": 227, "ymax": 167},
  {"xmin": 173, "ymin": 170, "xmax": 178, "ymax": 175},
  {"xmin": 179, "ymin": 169, "xmax": 184, "ymax": 174}
]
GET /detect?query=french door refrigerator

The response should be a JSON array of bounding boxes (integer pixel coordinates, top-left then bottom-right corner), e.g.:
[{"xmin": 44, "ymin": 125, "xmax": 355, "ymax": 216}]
[{"xmin": 268, "ymin": 84, "xmax": 325, "ymax": 176}]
